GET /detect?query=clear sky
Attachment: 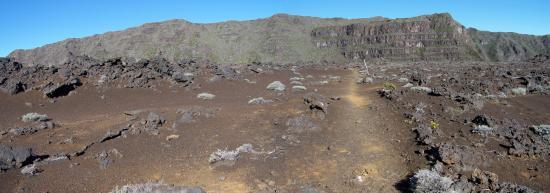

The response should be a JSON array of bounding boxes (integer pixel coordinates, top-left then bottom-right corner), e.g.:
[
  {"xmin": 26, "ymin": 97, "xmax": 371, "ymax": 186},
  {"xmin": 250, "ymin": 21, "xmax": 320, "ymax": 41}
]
[{"xmin": 1, "ymin": 0, "xmax": 548, "ymax": 56}]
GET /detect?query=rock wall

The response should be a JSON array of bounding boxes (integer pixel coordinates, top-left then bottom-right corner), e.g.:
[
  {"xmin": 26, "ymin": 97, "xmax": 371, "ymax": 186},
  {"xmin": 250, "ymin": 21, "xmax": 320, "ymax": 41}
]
[{"xmin": 311, "ymin": 13, "xmax": 472, "ymax": 61}]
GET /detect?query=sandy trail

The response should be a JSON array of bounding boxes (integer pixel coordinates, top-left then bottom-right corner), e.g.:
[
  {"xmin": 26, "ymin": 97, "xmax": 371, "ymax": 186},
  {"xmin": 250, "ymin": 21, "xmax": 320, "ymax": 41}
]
[{"xmin": 329, "ymin": 70, "xmax": 410, "ymax": 192}]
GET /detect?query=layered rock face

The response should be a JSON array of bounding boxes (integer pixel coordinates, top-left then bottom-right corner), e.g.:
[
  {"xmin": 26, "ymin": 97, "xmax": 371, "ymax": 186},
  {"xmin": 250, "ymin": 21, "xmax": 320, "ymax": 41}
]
[
  {"xmin": 7, "ymin": 13, "xmax": 550, "ymax": 66},
  {"xmin": 311, "ymin": 14, "xmax": 471, "ymax": 61}
]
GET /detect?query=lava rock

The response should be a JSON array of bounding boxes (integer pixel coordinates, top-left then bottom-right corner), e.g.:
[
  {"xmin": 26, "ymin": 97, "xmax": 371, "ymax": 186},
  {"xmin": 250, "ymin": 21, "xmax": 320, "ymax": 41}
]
[
  {"xmin": 472, "ymin": 115, "xmax": 494, "ymax": 127},
  {"xmin": 0, "ymin": 144, "xmax": 35, "ymax": 171},
  {"xmin": 0, "ymin": 79, "xmax": 26, "ymax": 95},
  {"xmin": 42, "ymin": 78, "xmax": 82, "ymax": 98},
  {"xmin": 303, "ymin": 92, "xmax": 328, "ymax": 120}
]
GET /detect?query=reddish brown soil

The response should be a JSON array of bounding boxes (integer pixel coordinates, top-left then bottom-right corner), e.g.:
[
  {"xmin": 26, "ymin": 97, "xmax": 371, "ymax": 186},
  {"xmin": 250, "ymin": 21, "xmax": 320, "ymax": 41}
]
[{"xmin": 0, "ymin": 69, "xmax": 422, "ymax": 193}]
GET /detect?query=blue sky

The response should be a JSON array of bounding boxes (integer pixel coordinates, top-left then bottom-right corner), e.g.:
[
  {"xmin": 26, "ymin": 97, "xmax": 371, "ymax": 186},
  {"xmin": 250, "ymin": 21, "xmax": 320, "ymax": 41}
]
[{"xmin": 1, "ymin": 0, "xmax": 548, "ymax": 56}]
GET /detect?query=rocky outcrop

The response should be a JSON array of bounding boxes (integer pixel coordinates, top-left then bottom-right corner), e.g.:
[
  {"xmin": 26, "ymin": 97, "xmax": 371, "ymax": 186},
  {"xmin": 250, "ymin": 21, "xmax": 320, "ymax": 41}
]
[
  {"xmin": 312, "ymin": 13, "xmax": 469, "ymax": 61},
  {"xmin": 312, "ymin": 13, "xmax": 549, "ymax": 61}
]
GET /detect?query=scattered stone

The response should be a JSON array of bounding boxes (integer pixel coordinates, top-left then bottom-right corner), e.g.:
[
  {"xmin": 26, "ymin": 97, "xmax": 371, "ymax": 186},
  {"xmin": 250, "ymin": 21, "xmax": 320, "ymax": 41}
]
[
  {"xmin": 244, "ymin": 79, "xmax": 257, "ymax": 84},
  {"xmin": 21, "ymin": 164, "xmax": 41, "ymax": 176},
  {"xmin": 434, "ymin": 144, "xmax": 483, "ymax": 168},
  {"xmin": 197, "ymin": 92, "xmax": 215, "ymax": 100},
  {"xmin": 42, "ymin": 78, "xmax": 82, "ymax": 98},
  {"xmin": 143, "ymin": 112, "xmax": 165, "ymax": 135},
  {"xmin": 411, "ymin": 71, "xmax": 429, "ymax": 86},
  {"xmin": 97, "ymin": 75, "xmax": 108, "ymax": 85},
  {"xmin": 290, "ymin": 81, "xmax": 303, "ymax": 85},
  {"xmin": 95, "ymin": 149, "xmax": 123, "ymax": 170},
  {"xmin": 100, "ymin": 127, "xmax": 129, "ymax": 143},
  {"xmin": 248, "ymin": 97, "xmax": 273, "ymax": 105},
  {"xmin": 356, "ymin": 77, "xmax": 373, "ymax": 84},
  {"xmin": 511, "ymin": 87, "xmax": 527, "ymax": 96},
  {"xmin": 472, "ymin": 115, "xmax": 494, "ymax": 127},
  {"xmin": 303, "ymin": 92, "xmax": 328, "ymax": 120},
  {"xmin": 8, "ymin": 127, "xmax": 39, "ymax": 136},
  {"xmin": 172, "ymin": 71, "xmax": 194, "ymax": 85},
  {"xmin": 413, "ymin": 125, "xmax": 437, "ymax": 145},
  {"xmin": 292, "ymin": 85, "xmax": 307, "ymax": 92},
  {"xmin": 289, "ymin": 77, "xmax": 304, "ymax": 81},
  {"xmin": 329, "ymin": 96, "xmax": 341, "ymax": 101},
  {"xmin": 166, "ymin": 134, "xmax": 180, "ymax": 141},
  {"xmin": 266, "ymin": 81, "xmax": 285, "ymax": 91},
  {"xmin": 21, "ymin": 113, "xmax": 49, "ymax": 122},
  {"xmin": 208, "ymin": 144, "xmax": 255, "ymax": 164},
  {"xmin": 0, "ymin": 79, "xmax": 25, "ymax": 95},
  {"xmin": 410, "ymin": 86, "xmax": 432, "ymax": 93},
  {"xmin": 472, "ymin": 125, "xmax": 494, "ymax": 136},
  {"xmin": 0, "ymin": 144, "xmax": 35, "ymax": 171},
  {"xmin": 398, "ymin": 77, "xmax": 409, "ymax": 83},
  {"xmin": 328, "ymin": 76, "xmax": 341, "ymax": 82},
  {"xmin": 531, "ymin": 125, "xmax": 550, "ymax": 136},
  {"xmin": 429, "ymin": 86, "xmax": 447, "ymax": 96},
  {"xmin": 402, "ymin": 83, "xmax": 414, "ymax": 88}
]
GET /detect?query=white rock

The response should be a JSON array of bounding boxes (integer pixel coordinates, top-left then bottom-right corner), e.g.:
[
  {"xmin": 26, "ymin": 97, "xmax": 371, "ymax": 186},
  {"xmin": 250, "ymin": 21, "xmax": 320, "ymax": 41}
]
[
  {"xmin": 289, "ymin": 77, "xmax": 304, "ymax": 81},
  {"xmin": 248, "ymin": 97, "xmax": 273, "ymax": 105},
  {"xmin": 402, "ymin": 83, "xmax": 414, "ymax": 88},
  {"xmin": 511, "ymin": 87, "xmax": 527, "ymax": 96},
  {"xmin": 410, "ymin": 86, "xmax": 432, "ymax": 93},
  {"xmin": 290, "ymin": 81, "xmax": 303, "ymax": 85},
  {"xmin": 21, "ymin": 164, "xmax": 40, "ymax": 176},
  {"xmin": 266, "ymin": 81, "xmax": 285, "ymax": 91},
  {"xmin": 21, "ymin": 113, "xmax": 49, "ymax": 122},
  {"xmin": 292, "ymin": 85, "xmax": 307, "ymax": 92},
  {"xmin": 197, "ymin": 93, "xmax": 215, "ymax": 100}
]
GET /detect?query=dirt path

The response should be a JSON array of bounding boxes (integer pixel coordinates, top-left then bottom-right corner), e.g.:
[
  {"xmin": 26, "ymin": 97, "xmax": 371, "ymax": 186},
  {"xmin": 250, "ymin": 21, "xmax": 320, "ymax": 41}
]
[{"xmin": 328, "ymin": 70, "xmax": 411, "ymax": 192}]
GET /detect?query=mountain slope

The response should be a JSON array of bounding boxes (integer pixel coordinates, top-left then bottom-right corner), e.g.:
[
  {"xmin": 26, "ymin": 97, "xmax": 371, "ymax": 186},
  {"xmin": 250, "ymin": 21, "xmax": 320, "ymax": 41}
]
[{"xmin": 8, "ymin": 13, "xmax": 550, "ymax": 66}]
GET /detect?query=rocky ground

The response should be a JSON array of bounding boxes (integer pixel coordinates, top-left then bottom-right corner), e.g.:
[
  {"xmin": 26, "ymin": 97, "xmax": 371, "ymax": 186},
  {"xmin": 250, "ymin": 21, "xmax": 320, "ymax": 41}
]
[{"xmin": 0, "ymin": 56, "xmax": 549, "ymax": 193}]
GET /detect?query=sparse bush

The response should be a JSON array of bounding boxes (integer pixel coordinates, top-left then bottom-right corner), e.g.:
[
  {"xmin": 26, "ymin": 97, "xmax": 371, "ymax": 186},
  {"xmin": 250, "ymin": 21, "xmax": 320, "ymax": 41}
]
[
  {"xmin": 109, "ymin": 182, "xmax": 205, "ymax": 193},
  {"xmin": 430, "ymin": 120, "xmax": 439, "ymax": 130},
  {"xmin": 383, "ymin": 82, "xmax": 396, "ymax": 91},
  {"xmin": 410, "ymin": 169, "xmax": 454, "ymax": 193},
  {"xmin": 21, "ymin": 113, "xmax": 49, "ymax": 122},
  {"xmin": 208, "ymin": 144, "xmax": 254, "ymax": 163}
]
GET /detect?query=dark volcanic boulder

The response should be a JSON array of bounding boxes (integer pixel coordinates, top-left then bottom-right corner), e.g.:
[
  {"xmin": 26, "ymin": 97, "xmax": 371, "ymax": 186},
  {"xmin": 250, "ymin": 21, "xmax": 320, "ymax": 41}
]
[
  {"xmin": 42, "ymin": 77, "xmax": 82, "ymax": 98},
  {"xmin": 0, "ymin": 79, "xmax": 26, "ymax": 95},
  {"xmin": 303, "ymin": 92, "xmax": 329, "ymax": 120},
  {"xmin": 472, "ymin": 115, "xmax": 494, "ymax": 126},
  {"xmin": 172, "ymin": 71, "xmax": 194, "ymax": 86},
  {"xmin": 0, "ymin": 144, "xmax": 35, "ymax": 171}
]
